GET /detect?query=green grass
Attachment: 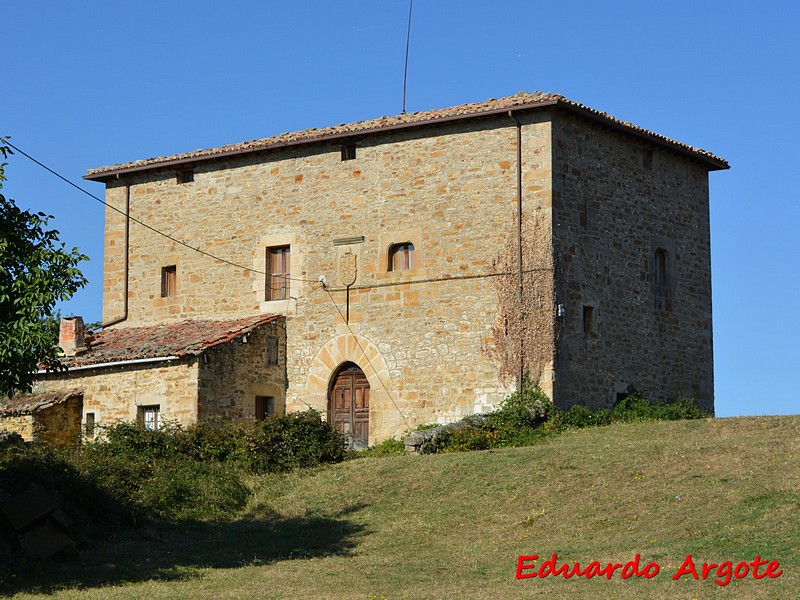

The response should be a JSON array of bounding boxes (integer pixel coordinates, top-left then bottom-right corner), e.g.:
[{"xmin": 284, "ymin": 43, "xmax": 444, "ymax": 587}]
[{"xmin": 4, "ymin": 416, "xmax": 800, "ymax": 599}]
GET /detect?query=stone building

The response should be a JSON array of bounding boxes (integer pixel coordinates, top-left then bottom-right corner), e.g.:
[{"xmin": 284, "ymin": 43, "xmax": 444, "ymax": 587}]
[
  {"xmin": 34, "ymin": 92, "xmax": 727, "ymax": 446},
  {"xmin": 29, "ymin": 314, "xmax": 285, "ymax": 434},
  {"xmin": 0, "ymin": 390, "xmax": 83, "ymax": 448}
]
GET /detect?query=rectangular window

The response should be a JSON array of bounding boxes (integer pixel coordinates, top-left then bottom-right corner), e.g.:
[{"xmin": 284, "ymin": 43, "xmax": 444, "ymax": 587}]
[
  {"xmin": 84, "ymin": 412, "xmax": 96, "ymax": 436},
  {"xmin": 138, "ymin": 405, "xmax": 160, "ymax": 431},
  {"xmin": 582, "ymin": 305, "xmax": 595, "ymax": 334},
  {"xmin": 161, "ymin": 265, "xmax": 177, "ymax": 297},
  {"xmin": 267, "ymin": 246, "xmax": 291, "ymax": 300},
  {"xmin": 341, "ymin": 143, "xmax": 357, "ymax": 161},
  {"xmin": 265, "ymin": 337, "xmax": 279, "ymax": 365},
  {"xmin": 642, "ymin": 149, "xmax": 653, "ymax": 170},
  {"xmin": 177, "ymin": 169, "xmax": 194, "ymax": 184},
  {"xmin": 654, "ymin": 248, "xmax": 671, "ymax": 310},
  {"xmin": 255, "ymin": 396, "xmax": 275, "ymax": 421},
  {"xmin": 579, "ymin": 198, "xmax": 588, "ymax": 229}
]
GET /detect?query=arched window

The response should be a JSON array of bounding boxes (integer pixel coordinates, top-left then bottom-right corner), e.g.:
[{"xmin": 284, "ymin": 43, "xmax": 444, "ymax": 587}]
[
  {"xmin": 654, "ymin": 248, "xmax": 668, "ymax": 287},
  {"xmin": 388, "ymin": 242, "xmax": 414, "ymax": 272}
]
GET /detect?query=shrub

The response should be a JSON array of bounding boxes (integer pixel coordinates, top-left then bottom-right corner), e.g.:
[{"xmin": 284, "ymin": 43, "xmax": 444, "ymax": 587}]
[
  {"xmin": 357, "ymin": 437, "xmax": 407, "ymax": 457},
  {"xmin": 558, "ymin": 405, "xmax": 612, "ymax": 428},
  {"xmin": 423, "ymin": 382, "xmax": 554, "ymax": 453},
  {"xmin": 491, "ymin": 384, "xmax": 554, "ymax": 430},
  {"xmin": 554, "ymin": 391, "xmax": 709, "ymax": 430},
  {"xmin": 173, "ymin": 417, "xmax": 243, "ymax": 462},
  {"xmin": 128, "ymin": 459, "xmax": 250, "ymax": 521},
  {"xmin": 423, "ymin": 385, "xmax": 709, "ymax": 453},
  {"xmin": 610, "ymin": 389, "xmax": 654, "ymax": 422},
  {"xmin": 237, "ymin": 410, "xmax": 347, "ymax": 474}
]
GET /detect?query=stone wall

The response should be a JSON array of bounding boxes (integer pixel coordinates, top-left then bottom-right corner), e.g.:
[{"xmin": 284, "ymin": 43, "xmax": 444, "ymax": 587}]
[
  {"xmin": 35, "ymin": 396, "xmax": 83, "ymax": 448},
  {"xmin": 0, "ymin": 415, "xmax": 34, "ymax": 441},
  {"xmin": 98, "ymin": 113, "xmax": 555, "ymax": 442},
  {"xmin": 551, "ymin": 113, "xmax": 714, "ymax": 412},
  {"xmin": 0, "ymin": 397, "xmax": 82, "ymax": 447},
  {"xmin": 35, "ymin": 360, "xmax": 200, "ymax": 429},
  {"xmin": 198, "ymin": 319, "xmax": 287, "ymax": 422}
]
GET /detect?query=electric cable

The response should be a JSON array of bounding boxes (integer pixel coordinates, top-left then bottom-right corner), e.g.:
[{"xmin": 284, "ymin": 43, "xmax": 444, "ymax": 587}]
[{"xmin": 2, "ymin": 138, "xmax": 317, "ymax": 284}]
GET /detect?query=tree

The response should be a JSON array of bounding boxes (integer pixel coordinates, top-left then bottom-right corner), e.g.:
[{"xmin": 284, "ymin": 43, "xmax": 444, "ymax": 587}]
[{"xmin": 0, "ymin": 138, "xmax": 88, "ymax": 397}]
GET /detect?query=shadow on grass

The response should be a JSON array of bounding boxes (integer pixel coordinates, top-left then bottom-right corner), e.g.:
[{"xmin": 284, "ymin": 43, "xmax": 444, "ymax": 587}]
[{"xmin": 1, "ymin": 504, "xmax": 369, "ymax": 595}]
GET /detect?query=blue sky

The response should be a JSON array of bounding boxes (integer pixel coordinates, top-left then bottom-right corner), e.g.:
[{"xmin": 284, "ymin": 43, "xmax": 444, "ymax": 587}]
[{"xmin": 4, "ymin": 1, "xmax": 798, "ymax": 417}]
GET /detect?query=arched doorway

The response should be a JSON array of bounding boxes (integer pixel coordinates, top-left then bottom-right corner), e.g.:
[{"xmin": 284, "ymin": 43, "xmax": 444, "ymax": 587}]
[{"xmin": 328, "ymin": 362, "xmax": 370, "ymax": 449}]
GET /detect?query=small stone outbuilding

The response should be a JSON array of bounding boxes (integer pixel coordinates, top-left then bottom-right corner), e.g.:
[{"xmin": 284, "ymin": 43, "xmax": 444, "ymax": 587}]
[
  {"xmin": 0, "ymin": 390, "xmax": 83, "ymax": 448},
  {"xmin": 30, "ymin": 314, "xmax": 286, "ymax": 434}
]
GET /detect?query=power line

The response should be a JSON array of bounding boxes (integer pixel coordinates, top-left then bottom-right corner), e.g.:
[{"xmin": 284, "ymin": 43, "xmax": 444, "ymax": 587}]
[
  {"xmin": 3, "ymin": 139, "xmax": 314, "ymax": 284},
  {"xmin": 323, "ymin": 266, "xmax": 552, "ymax": 293}
]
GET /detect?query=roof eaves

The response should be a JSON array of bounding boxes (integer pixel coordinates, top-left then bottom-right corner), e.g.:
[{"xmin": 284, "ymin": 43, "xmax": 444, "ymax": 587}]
[
  {"xmin": 0, "ymin": 390, "xmax": 83, "ymax": 416},
  {"xmin": 82, "ymin": 98, "xmax": 563, "ymax": 181},
  {"xmin": 84, "ymin": 93, "xmax": 727, "ymax": 180},
  {"xmin": 554, "ymin": 101, "xmax": 730, "ymax": 171}
]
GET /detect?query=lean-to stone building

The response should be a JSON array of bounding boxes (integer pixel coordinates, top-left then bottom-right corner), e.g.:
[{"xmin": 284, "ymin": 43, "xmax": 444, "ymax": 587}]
[{"xmin": 25, "ymin": 92, "xmax": 727, "ymax": 447}]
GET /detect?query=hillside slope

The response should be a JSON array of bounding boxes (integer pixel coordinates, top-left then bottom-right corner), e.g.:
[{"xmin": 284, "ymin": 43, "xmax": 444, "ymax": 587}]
[{"xmin": 10, "ymin": 416, "xmax": 800, "ymax": 599}]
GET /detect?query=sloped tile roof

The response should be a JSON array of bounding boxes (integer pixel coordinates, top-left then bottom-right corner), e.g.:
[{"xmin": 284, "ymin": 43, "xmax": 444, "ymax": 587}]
[
  {"xmin": 0, "ymin": 390, "xmax": 82, "ymax": 416},
  {"xmin": 84, "ymin": 91, "xmax": 728, "ymax": 179},
  {"xmin": 60, "ymin": 314, "xmax": 283, "ymax": 368}
]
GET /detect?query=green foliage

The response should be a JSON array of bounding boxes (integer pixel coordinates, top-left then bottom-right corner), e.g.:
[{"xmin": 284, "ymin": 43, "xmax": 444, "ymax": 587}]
[
  {"xmin": 413, "ymin": 423, "xmax": 440, "ymax": 431},
  {"xmin": 238, "ymin": 410, "xmax": 347, "ymax": 473},
  {"xmin": 356, "ymin": 437, "xmax": 407, "ymax": 458},
  {"xmin": 424, "ymin": 382, "xmax": 554, "ymax": 453},
  {"xmin": 0, "ymin": 443, "xmax": 133, "ymax": 534},
  {"xmin": 558, "ymin": 405, "xmax": 612, "ymax": 428},
  {"xmin": 87, "ymin": 410, "xmax": 346, "ymax": 475},
  {"xmin": 556, "ymin": 390, "xmax": 710, "ymax": 429},
  {"xmin": 491, "ymin": 383, "xmax": 554, "ymax": 430},
  {"xmin": 0, "ymin": 139, "xmax": 88, "ymax": 397},
  {"xmin": 0, "ymin": 409, "xmax": 347, "ymax": 560},
  {"xmin": 423, "ymin": 385, "xmax": 708, "ymax": 454}
]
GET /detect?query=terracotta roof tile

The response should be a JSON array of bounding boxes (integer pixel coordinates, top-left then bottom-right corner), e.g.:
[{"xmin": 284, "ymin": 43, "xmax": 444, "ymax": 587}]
[
  {"xmin": 85, "ymin": 92, "xmax": 728, "ymax": 179},
  {"xmin": 59, "ymin": 314, "xmax": 283, "ymax": 368},
  {"xmin": 0, "ymin": 390, "xmax": 82, "ymax": 416}
]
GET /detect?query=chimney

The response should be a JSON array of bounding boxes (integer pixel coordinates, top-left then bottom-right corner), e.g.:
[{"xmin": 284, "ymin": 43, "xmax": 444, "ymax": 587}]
[{"xmin": 59, "ymin": 317, "xmax": 87, "ymax": 357}]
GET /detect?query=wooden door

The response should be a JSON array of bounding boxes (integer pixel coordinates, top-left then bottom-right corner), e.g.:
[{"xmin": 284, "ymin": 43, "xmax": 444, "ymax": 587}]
[{"xmin": 329, "ymin": 363, "xmax": 370, "ymax": 448}]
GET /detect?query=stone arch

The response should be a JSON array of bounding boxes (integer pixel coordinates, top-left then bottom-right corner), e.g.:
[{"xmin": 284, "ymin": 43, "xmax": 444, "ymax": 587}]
[{"xmin": 303, "ymin": 333, "xmax": 398, "ymax": 445}]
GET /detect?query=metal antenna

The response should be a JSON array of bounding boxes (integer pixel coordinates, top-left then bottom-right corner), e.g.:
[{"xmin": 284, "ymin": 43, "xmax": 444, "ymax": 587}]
[{"xmin": 402, "ymin": 0, "xmax": 413, "ymax": 114}]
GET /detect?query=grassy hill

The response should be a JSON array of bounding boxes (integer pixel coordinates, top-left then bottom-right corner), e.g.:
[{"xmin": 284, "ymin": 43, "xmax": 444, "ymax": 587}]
[{"xmin": 7, "ymin": 416, "xmax": 800, "ymax": 599}]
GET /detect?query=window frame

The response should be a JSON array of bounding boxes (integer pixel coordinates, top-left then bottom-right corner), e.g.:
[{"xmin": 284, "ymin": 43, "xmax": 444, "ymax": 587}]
[
  {"xmin": 138, "ymin": 405, "xmax": 160, "ymax": 431},
  {"xmin": 582, "ymin": 305, "xmax": 595, "ymax": 335},
  {"xmin": 654, "ymin": 247, "xmax": 671, "ymax": 310},
  {"xmin": 341, "ymin": 143, "xmax": 357, "ymax": 161},
  {"xmin": 388, "ymin": 242, "xmax": 414, "ymax": 272},
  {"xmin": 255, "ymin": 396, "xmax": 275, "ymax": 421},
  {"xmin": 161, "ymin": 265, "xmax": 177, "ymax": 298},
  {"xmin": 266, "ymin": 246, "xmax": 291, "ymax": 301},
  {"xmin": 84, "ymin": 412, "xmax": 96, "ymax": 436},
  {"xmin": 177, "ymin": 169, "xmax": 194, "ymax": 184}
]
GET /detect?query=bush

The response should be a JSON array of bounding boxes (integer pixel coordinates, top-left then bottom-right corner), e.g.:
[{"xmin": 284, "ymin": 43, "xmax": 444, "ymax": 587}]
[
  {"xmin": 172, "ymin": 416, "xmax": 243, "ymax": 462},
  {"xmin": 237, "ymin": 410, "xmax": 347, "ymax": 474},
  {"xmin": 1, "ymin": 410, "xmax": 348, "ymax": 539},
  {"xmin": 558, "ymin": 405, "xmax": 612, "ymax": 428},
  {"xmin": 422, "ymin": 385, "xmax": 709, "ymax": 454},
  {"xmin": 128, "ymin": 459, "xmax": 250, "ymax": 521},
  {"xmin": 555, "ymin": 391, "xmax": 709, "ymax": 430},
  {"xmin": 356, "ymin": 437, "xmax": 406, "ymax": 457},
  {"xmin": 423, "ymin": 382, "xmax": 554, "ymax": 453}
]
